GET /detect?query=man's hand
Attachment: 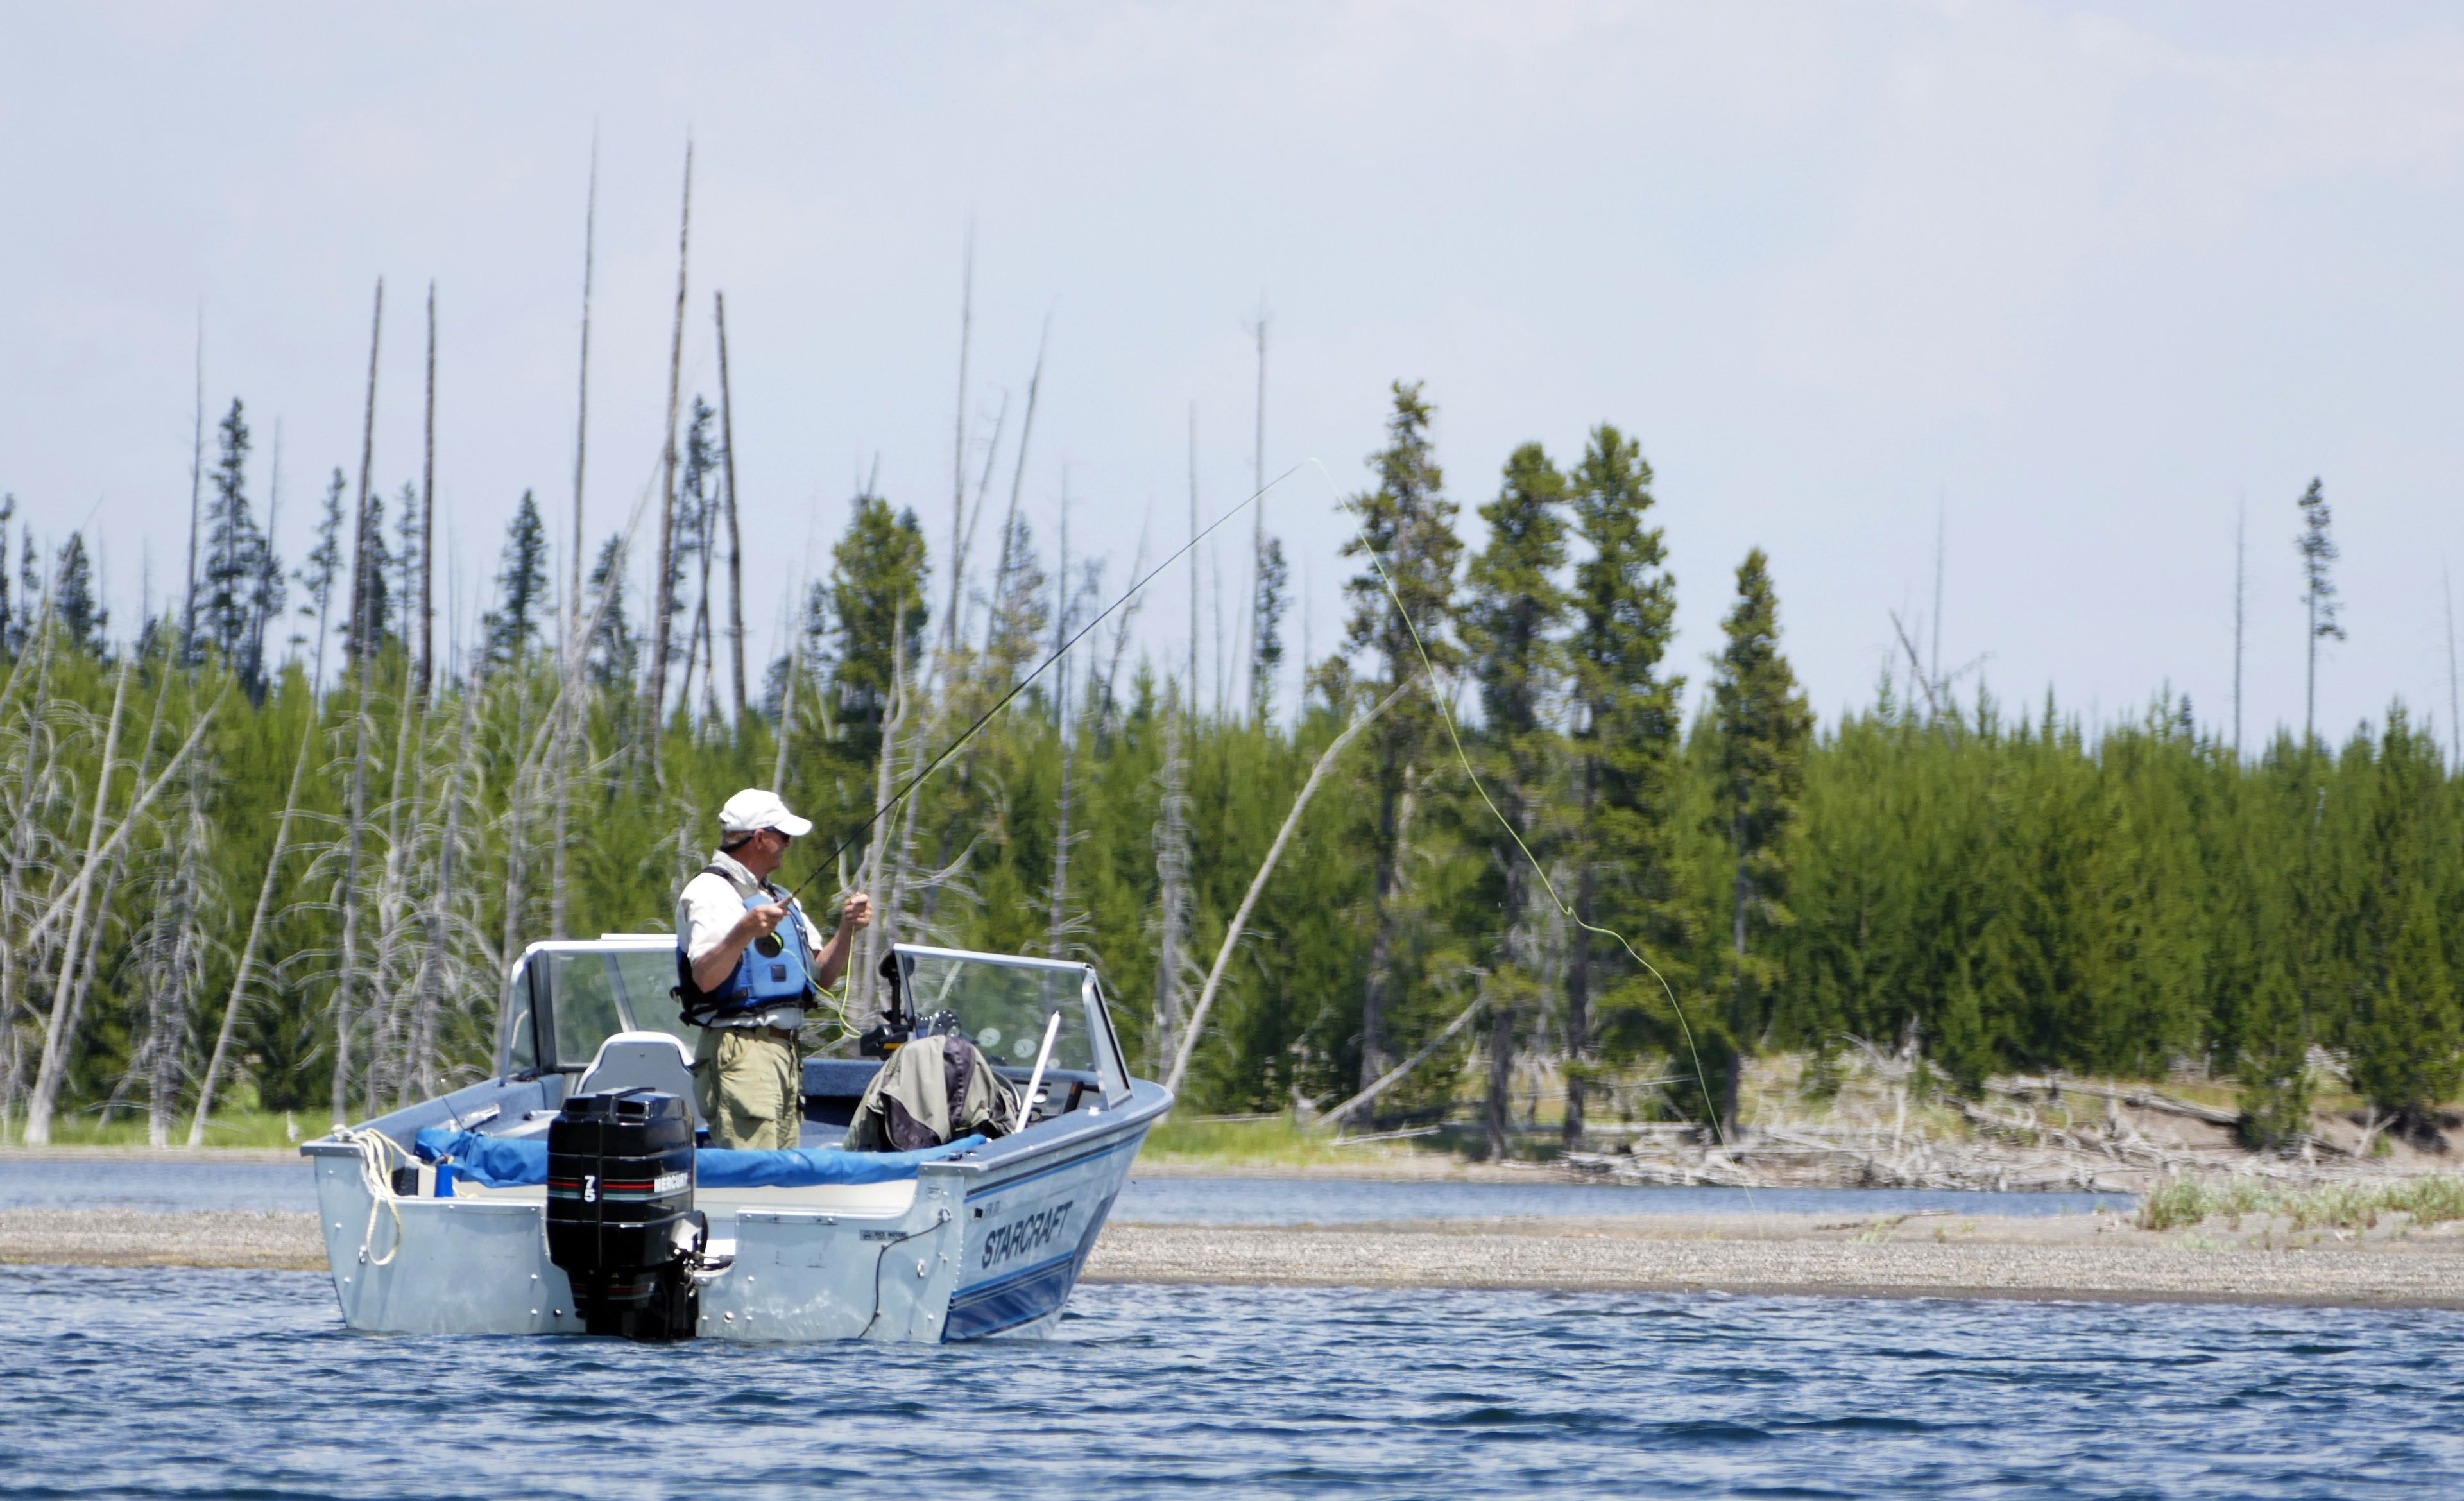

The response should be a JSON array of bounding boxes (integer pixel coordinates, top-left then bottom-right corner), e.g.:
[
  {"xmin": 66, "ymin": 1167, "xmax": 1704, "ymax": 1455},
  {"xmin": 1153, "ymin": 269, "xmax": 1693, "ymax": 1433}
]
[
  {"xmin": 814, "ymin": 891, "xmax": 872, "ymax": 990},
  {"xmin": 736, "ymin": 900, "xmax": 789, "ymax": 943}
]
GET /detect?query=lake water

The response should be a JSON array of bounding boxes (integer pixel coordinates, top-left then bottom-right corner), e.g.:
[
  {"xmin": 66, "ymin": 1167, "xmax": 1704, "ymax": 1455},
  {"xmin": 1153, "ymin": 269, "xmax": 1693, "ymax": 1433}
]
[
  {"xmin": 0, "ymin": 1160, "xmax": 2133, "ymax": 1219},
  {"xmin": 3, "ymin": 1264, "xmax": 2456, "ymax": 1498}
]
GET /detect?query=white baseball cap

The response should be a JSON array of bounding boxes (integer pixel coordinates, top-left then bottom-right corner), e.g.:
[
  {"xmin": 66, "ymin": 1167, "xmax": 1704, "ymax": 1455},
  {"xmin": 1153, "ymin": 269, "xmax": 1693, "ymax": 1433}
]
[{"xmin": 718, "ymin": 788, "xmax": 814, "ymax": 838}]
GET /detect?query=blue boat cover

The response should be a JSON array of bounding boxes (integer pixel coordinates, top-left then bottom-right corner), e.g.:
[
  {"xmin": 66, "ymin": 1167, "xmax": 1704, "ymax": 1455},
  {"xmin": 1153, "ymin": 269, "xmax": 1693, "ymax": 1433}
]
[{"xmin": 413, "ymin": 1127, "xmax": 984, "ymax": 1189}]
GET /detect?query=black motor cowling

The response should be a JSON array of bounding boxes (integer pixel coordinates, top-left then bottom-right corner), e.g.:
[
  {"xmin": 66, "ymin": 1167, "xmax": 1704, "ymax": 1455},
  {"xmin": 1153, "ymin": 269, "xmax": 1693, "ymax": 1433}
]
[{"xmin": 545, "ymin": 1087, "xmax": 700, "ymax": 1341}]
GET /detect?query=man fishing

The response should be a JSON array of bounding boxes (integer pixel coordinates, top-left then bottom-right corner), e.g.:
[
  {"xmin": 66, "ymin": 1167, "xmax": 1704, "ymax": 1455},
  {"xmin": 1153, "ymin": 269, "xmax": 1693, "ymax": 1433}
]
[{"xmin": 676, "ymin": 789, "xmax": 871, "ymax": 1149}]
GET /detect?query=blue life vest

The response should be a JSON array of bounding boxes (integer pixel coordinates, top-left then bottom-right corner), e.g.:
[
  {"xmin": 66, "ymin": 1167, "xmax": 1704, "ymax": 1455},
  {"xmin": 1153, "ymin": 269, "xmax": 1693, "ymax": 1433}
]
[{"xmin": 676, "ymin": 868, "xmax": 818, "ymax": 1025}]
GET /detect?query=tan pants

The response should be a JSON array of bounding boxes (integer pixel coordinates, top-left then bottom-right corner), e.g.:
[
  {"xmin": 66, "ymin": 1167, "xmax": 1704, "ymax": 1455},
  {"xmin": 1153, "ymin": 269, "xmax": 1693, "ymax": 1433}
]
[{"xmin": 693, "ymin": 1028, "xmax": 801, "ymax": 1149}]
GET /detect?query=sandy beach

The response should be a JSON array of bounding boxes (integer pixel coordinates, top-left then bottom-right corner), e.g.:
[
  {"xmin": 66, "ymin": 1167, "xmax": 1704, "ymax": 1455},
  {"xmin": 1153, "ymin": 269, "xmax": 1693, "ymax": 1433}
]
[{"xmin": 8, "ymin": 1205, "xmax": 2461, "ymax": 1309}]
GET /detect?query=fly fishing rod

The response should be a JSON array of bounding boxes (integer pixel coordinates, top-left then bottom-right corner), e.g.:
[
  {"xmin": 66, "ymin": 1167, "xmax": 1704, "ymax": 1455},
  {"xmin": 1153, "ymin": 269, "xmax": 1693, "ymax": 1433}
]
[{"xmin": 783, "ymin": 463, "xmax": 1307, "ymax": 906}]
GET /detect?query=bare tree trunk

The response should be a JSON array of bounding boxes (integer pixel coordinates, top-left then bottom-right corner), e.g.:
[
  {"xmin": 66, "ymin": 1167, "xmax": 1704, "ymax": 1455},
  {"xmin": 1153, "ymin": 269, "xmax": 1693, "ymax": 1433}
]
[
  {"xmin": 182, "ymin": 314, "xmax": 203, "ymax": 658},
  {"xmin": 18, "ymin": 696, "xmax": 220, "ymax": 961},
  {"xmin": 986, "ymin": 314, "xmax": 1050, "ymax": 658},
  {"xmin": 1152, "ymin": 698, "xmax": 1192, "ymax": 1062},
  {"xmin": 146, "ymin": 763, "xmax": 216, "ymax": 1145},
  {"xmin": 330, "ymin": 665, "xmax": 377, "ymax": 1128},
  {"xmin": 1562, "ymin": 777, "xmax": 1595, "ymax": 1149},
  {"xmin": 947, "ymin": 229, "xmax": 972, "ymax": 658},
  {"xmin": 1045, "ymin": 490, "xmax": 1074, "ymax": 959},
  {"xmin": 366, "ymin": 657, "xmax": 426, "ymax": 1119},
  {"xmin": 1359, "ymin": 765, "xmax": 1418, "ymax": 1093},
  {"xmin": 417, "ymin": 281, "xmax": 437, "ymax": 705},
  {"xmin": 646, "ymin": 141, "xmax": 694, "ymax": 735},
  {"xmin": 569, "ymin": 137, "xmax": 596, "ymax": 656},
  {"xmin": 1485, "ymin": 987, "xmax": 1514, "ymax": 1160},
  {"xmin": 856, "ymin": 619, "xmax": 907, "ymax": 1016},
  {"xmin": 715, "ymin": 291, "xmax": 747, "ymax": 726},
  {"xmin": 1186, "ymin": 402, "xmax": 1199, "ymax": 708},
  {"xmin": 22, "ymin": 659, "xmax": 133, "ymax": 1144},
  {"xmin": 409, "ymin": 675, "xmax": 482, "ymax": 1104},
  {"xmin": 948, "ymin": 393, "xmax": 1007, "ymax": 662},
  {"xmin": 189, "ymin": 701, "xmax": 317, "ymax": 1144},
  {"xmin": 500, "ymin": 682, "xmax": 538, "ymax": 989},
  {"xmin": 552, "ymin": 147, "xmax": 597, "ymax": 941},
  {"xmin": 1247, "ymin": 305, "xmax": 1269, "ymax": 719},
  {"xmin": 771, "ymin": 614, "xmax": 801, "ymax": 791},
  {"xmin": 347, "ymin": 281, "xmax": 384, "ymax": 665}
]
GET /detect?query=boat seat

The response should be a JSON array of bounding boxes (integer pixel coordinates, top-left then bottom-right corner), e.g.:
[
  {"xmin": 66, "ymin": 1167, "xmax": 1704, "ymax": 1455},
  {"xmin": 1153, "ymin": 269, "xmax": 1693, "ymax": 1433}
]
[{"xmin": 574, "ymin": 1031, "xmax": 701, "ymax": 1127}]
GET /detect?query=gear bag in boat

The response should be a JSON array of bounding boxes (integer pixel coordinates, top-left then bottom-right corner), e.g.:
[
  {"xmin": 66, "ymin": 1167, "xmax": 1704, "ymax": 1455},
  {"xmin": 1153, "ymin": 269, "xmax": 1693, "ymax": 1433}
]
[{"xmin": 844, "ymin": 1034, "xmax": 1020, "ymax": 1152}]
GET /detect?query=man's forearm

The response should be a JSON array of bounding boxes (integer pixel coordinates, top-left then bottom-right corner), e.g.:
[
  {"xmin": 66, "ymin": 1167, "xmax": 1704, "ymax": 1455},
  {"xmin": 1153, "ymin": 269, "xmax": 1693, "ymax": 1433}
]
[{"xmin": 814, "ymin": 929, "xmax": 853, "ymax": 990}]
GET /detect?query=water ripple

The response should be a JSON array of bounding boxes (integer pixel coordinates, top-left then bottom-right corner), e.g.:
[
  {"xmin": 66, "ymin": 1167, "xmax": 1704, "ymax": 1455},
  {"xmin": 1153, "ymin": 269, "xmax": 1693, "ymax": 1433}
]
[{"xmin": 3, "ymin": 1268, "xmax": 2461, "ymax": 1498}]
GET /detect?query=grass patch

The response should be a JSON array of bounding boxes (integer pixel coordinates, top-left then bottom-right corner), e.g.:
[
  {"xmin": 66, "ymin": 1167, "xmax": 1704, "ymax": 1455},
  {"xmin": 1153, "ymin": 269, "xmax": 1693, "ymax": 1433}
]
[
  {"xmin": 15, "ymin": 1108, "xmax": 309, "ymax": 1150},
  {"xmin": 1136, "ymin": 1113, "xmax": 1417, "ymax": 1170},
  {"xmin": 2138, "ymin": 1176, "xmax": 2464, "ymax": 1233}
]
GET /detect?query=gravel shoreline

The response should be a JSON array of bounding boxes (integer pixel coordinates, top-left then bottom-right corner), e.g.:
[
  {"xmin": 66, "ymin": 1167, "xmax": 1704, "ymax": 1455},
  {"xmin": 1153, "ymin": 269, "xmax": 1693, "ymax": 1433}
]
[{"xmin": 8, "ymin": 1208, "xmax": 2462, "ymax": 1308}]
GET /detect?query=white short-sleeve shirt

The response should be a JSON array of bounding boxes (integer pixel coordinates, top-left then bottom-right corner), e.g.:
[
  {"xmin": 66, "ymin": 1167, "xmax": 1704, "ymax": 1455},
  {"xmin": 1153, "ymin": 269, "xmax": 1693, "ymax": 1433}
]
[{"xmin": 677, "ymin": 849, "xmax": 825, "ymax": 1031}]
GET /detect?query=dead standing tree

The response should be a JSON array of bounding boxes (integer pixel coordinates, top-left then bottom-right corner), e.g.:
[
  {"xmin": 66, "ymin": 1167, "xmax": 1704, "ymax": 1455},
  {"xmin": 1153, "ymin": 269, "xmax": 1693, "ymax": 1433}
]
[
  {"xmin": 715, "ymin": 291, "xmax": 748, "ymax": 725},
  {"xmin": 644, "ymin": 142, "xmax": 694, "ymax": 745},
  {"xmin": 551, "ymin": 138, "xmax": 598, "ymax": 940},
  {"xmin": 332, "ymin": 277, "xmax": 385, "ymax": 1126}
]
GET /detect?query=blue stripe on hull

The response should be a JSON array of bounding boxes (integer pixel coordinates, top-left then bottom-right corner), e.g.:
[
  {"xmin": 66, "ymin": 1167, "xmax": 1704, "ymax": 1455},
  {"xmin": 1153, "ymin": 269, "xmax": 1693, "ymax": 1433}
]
[{"xmin": 944, "ymin": 1189, "xmax": 1118, "ymax": 1341}]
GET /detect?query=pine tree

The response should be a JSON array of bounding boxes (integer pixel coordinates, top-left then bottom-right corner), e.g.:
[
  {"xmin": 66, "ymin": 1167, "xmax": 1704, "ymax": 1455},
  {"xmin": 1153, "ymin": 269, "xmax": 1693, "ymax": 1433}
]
[
  {"xmin": 829, "ymin": 492, "xmax": 930, "ymax": 768},
  {"xmin": 2297, "ymin": 478, "xmax": 2343, "ymax": 745},
  {"xmin": 392, "ymin": 479, "xmax": 420, "ymax": 657},
  {"xmin": 0, "ymin": 493, "xmax": 16, "ymax": 656},
  {"xmin": 1250, "ymin": 533, "xmax": 1288, "ymax": 721},
  {"xmin": 1562, "ymin": 424, "xmax": 1682, "ymax": 1142},
  {"xmin": 295, "ymin": 468, "xmax": 348, "ymax": 687},
  {"xmin": 482, "ymin": 491, "xmax": 552, "ymax": 669},
  {"xmin": 1340, "ymin": 381, "xmax": 1462, "ymax": 1091},
  {"xmin": 983, "ymin": 509, "xmax": 1048, "ymax": 691},
  {"xmin": 2237, "ymin": 954, "xmax": 2313, "ymax": 1149},
  {"xmin": 2348, "ymin": 709, "xmax": 2461, "ymax": 1136},
  {"xmin": 347, "ymin": 488, "xmax": 393, "ymax": 664},
  {"xmin": 1709, "ymin": 547, "xmax": 1811, "ymax": 1129},
  {"xmin": 1463, "ymin": 441, "xmax": 1569, "ymax": 1158},
  {"xmin": 583, "ymin": 532, "xmax": 638, "ymax": 693},
  {"xmin": 54, "ymin": 531, "xmax": 105, "ymax": 655},
  {"xmin": 18, "ymin": 530, "xmax": 42, "ymax": 647},
  {"xmin": 199, "ymin": 397, "xmax": 281, "ymax": 696},
  {"xmin": 672, "ymin": 397, "xmax": 719, "ymax": 714}
]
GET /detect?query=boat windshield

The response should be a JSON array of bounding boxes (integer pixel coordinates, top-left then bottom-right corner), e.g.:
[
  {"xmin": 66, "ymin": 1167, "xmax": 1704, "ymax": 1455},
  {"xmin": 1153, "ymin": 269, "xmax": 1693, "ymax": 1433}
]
[
  {"xmin": 533, "ymin": 946, "xmax": 691, "ymax": 1068},
  {"xmin": 895, "ymin": 949, "xmax": 1097, "ymax": 1074}
]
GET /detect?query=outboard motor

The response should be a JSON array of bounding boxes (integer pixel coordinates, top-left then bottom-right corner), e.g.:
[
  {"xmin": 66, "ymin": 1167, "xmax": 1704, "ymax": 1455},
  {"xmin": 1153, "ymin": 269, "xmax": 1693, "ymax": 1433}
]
[{"xmin": 545, "ymin": 1087, "xmax": 700, "ymax": 1341}]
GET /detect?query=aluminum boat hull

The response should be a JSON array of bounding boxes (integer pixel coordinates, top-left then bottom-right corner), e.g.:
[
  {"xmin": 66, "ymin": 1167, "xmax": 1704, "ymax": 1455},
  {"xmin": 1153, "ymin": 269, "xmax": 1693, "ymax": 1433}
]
[{"xmin": 306, "ymin": 1081, "xmax": 1168, "ymax": 1342}]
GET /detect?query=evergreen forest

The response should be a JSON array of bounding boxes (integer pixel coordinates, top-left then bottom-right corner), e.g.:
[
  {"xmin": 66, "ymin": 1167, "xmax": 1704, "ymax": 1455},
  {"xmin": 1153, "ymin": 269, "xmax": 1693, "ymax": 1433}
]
[{"xmin": 3, "ymin": 372, "xmax": 2460, "ymax": 1155}]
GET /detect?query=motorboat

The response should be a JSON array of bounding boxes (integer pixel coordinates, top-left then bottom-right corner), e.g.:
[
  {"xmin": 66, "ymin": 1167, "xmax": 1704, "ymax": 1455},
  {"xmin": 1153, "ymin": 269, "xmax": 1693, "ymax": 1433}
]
[{"xmin": 301, "ymin": 938, "xmax": 1172, "ymax": 1342}]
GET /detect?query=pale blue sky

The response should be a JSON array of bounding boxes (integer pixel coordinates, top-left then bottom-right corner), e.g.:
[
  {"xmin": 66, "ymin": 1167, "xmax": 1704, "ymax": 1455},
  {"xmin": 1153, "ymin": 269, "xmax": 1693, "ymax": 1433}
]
[{"xmin": 4, "ymin": 2, "xmax": 2461, "ymax": 748}]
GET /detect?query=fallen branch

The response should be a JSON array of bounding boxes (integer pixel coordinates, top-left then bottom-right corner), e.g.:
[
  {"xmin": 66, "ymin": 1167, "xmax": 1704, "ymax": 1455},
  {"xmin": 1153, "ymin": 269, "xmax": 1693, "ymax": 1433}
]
[
  {"xmin": 1316, "ymin": 991, "xmax": 1484, "ymax": 1131},
  {"xmin": 1165, "ymin": 678, "xmax": 1412, "ymax": 1095},
  {"xmin": 1991, "ymin": 1074, "xmax": 2242, "ymax": 1129}
]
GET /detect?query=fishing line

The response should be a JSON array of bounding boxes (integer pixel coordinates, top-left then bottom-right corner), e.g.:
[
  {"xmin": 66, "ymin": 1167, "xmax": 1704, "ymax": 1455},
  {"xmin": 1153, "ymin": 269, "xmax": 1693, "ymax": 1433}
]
[
  {"xmin": 1299, "ymin": 458, "xmax": 1739, "ymax": 1159},
  {"xmin": 785, "ymin": 463, "xmax": 1311, "ymax": 904}
]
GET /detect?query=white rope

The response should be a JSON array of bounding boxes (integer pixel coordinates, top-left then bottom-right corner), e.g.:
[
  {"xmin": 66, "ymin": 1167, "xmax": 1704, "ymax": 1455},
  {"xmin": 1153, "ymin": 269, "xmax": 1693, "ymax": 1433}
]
[{"xmin": 334, "ymin": 1126, "xmax": 411, "ymax": 1267}]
